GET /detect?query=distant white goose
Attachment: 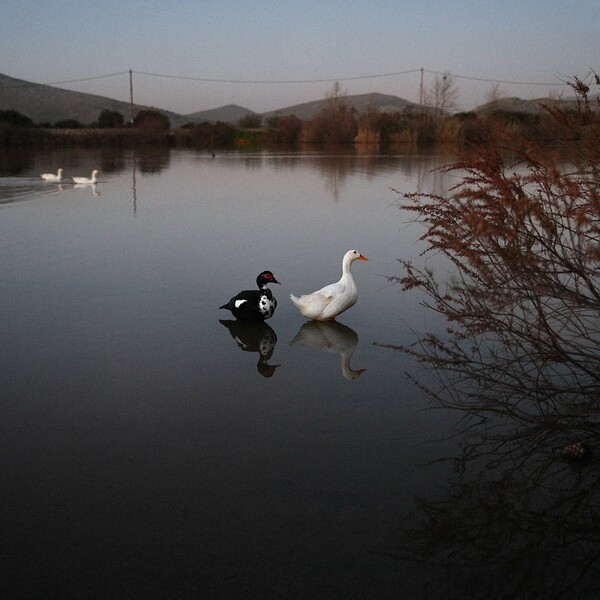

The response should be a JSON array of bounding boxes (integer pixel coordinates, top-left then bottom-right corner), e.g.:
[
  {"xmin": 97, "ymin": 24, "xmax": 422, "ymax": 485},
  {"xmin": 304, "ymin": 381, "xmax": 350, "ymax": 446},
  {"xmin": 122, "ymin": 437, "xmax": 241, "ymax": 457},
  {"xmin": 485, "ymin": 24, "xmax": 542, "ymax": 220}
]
[
  {"xmin": 72, "ymin": 170, "xmax": 99, "ymax": 184},
  {"xmin": 41, "ymin": 168, "xmax": 64, "ymax": 181},
  {"xmin": 290, "ymin": 250, "xmax": 368, "ymax": 321}
]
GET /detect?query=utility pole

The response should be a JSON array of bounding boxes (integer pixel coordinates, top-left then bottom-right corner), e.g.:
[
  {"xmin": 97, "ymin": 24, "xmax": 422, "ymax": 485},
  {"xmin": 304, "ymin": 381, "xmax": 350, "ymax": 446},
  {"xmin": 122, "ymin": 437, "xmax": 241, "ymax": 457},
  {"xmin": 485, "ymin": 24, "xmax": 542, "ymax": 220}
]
[
  {"xmin": 129, "ymin": 70, "xmax": 134, "ymax": 126},
  {"xmin": 419, "ymin": 67, "xmax": 424, "ymax": 108}
]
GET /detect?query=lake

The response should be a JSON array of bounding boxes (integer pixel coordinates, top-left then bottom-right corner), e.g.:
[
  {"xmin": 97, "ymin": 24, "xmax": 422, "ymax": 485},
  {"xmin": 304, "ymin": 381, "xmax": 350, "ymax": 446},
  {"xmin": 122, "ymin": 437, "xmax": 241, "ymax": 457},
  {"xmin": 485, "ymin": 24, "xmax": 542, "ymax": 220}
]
[{"xmin": 1, "ymin": 145, "xmax": 597, "ymax": 599}]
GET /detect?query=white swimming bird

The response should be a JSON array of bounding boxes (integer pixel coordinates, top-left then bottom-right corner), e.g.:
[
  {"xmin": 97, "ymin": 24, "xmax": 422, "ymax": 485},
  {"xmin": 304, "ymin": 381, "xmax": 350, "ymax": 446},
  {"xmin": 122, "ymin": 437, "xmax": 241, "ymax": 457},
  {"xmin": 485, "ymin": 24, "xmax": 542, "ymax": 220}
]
[
  {"xmin": 41, "ymin": 168, "xmax": 64, "ymax": 181},
  {"xmin": 72, "ymin": 170, "xmax": 99, "ymax": 184},
  {"xmin": 290, "ymin": 249, "xmax": 368, "ymax": 321}
]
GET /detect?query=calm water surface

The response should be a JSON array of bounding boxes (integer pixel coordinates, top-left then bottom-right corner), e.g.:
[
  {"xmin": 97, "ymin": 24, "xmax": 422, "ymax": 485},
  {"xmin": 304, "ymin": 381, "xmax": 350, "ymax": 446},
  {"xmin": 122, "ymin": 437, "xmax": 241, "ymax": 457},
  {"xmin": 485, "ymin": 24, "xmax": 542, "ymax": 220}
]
[{"xmin": 1, "ymin": 146, "xmax": 597, "ymax": 599}]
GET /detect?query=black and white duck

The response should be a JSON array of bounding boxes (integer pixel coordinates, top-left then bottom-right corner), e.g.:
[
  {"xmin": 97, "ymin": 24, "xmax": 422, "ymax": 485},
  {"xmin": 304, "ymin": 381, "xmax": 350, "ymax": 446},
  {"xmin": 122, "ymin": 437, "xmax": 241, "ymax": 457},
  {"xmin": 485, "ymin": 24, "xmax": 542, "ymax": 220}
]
[{"xmin": 220, "ymin": 270, "xmax": 280, "ymax": 321}]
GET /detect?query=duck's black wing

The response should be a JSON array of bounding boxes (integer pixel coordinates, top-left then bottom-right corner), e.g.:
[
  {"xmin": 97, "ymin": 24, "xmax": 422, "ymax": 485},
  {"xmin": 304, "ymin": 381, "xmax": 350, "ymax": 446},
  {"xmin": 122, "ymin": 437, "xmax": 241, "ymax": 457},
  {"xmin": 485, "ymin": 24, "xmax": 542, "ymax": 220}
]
[{"xmin": 219, "ymin": 289, "xmax": 264, "ymax": 320}]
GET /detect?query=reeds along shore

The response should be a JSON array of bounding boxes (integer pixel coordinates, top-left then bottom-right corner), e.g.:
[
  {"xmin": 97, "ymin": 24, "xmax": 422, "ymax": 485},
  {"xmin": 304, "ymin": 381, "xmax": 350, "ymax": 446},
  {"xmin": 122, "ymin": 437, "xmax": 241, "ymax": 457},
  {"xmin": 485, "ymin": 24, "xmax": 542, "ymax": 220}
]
[{"xmin": 1, "ymin": 107, "xmax": 598, "ymax": 150}]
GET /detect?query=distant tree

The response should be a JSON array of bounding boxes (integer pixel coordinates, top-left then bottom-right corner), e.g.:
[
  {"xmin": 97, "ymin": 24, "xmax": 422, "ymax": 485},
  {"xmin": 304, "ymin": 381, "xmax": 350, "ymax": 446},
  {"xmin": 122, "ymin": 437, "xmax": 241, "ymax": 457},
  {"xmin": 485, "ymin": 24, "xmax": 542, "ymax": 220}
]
[
  {"xmin": 238, "ymin": 114, "xmax": 262, "ymax": 129},
  {"xmin": 485, "ymin": 82, "xmax": 507, "ymax": 106},
  {"xmin": 455, "ymin": 111, "xmax": 478, "ymax": 122},
  {"xmin": 264, "ymin": 115, "xmax": 303, "ymax": 145},
  {"xmin": 97, "ymin": 109, "xmax": 125, "ymax": 128},
  {"xmin": 364, "ymin": 109, "xmax": 409, "ymax": 145},
  {"xmin": 0, "ymin": 109, "xmax": 33, "ymax": 127},
  {"xmin": 265, "ymin": 114, "xmax": 281, "ymax": 128},
  {"xmin": 53, "ymin": 119, "xmax": 83, "ymax": 129},
  {"xmin": 133, "ymin": 110, "xmax": 170, "ymax": 131},
  {"xmin": 210, "ymin": 121, "xmax": 237, "ymax": 145},
  {"xmin": 185, "ymin": 121, "xmax": 237, "ymax": 147},
  {"xmin": 427, "ymin": 72, "xmax": 460, "ymax": 115},
  {"xmin": 305, "ymin": 81, "xmax": 358, "ymax": 144},
  {"xmin": 326, "ymin": 81, "xmax": 346, "ymax": 104}
]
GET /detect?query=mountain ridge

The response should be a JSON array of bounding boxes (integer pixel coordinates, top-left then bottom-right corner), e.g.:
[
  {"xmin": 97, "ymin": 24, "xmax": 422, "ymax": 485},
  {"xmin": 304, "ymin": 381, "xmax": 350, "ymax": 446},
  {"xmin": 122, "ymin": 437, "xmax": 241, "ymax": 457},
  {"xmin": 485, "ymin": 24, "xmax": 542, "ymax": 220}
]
[
  {"xmin": 0, "ymin": 72, "xmax": 427, "ymax": 126},
  {"xmin": 0, "ymin": 73, "xmax": 188, "ymax": 127},
  {"xmin": 0, "ymin": 72, "xmax": 584, "ymax": 127}
]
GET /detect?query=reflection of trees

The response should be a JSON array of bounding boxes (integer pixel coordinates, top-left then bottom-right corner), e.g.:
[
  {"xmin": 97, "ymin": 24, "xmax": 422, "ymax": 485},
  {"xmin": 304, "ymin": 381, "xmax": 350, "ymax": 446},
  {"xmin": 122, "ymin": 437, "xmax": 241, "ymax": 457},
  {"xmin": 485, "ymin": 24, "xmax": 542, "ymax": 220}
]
[
  {"xmin": 382, "ymin": 75, "xmax": 600, "ymax": 598},
  {"xmin": 135, "ymin": 144, "xmax": 170, "ymax": 174},
  {"xmin": 382, "ymin": 296, "xmax": 600, "ymax": 596},
  {"xmin": 99, "ymin": 147, "xmax": 126, "ymax": 174},
  {"xmin": 216, "ymin": 149, "xmax": 451, "ymax": 201},
  {"xmin": 0, "ymin": 146, "xmax": 34, "ymax": 175},
  {"xmin": 393, "ymin": 456, "xmax": 600, "ymax": 599},
  {"xmin": 307, "ymin": 151, "xmax": 450, "ymax": 201}
]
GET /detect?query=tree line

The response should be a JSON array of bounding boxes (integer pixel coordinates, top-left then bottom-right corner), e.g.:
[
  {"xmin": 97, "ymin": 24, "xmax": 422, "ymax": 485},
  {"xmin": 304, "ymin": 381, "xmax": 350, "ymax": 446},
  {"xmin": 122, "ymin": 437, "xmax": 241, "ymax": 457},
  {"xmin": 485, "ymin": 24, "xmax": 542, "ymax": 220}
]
[{"xmin": 1, "ymin": 74, "xmax": 596, "ymax": 148}]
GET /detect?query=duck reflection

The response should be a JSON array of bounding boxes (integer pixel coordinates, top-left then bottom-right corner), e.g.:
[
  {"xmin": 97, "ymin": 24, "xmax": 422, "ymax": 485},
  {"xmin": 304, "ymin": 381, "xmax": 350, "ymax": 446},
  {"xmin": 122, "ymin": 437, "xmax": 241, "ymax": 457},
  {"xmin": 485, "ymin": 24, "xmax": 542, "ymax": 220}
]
[
  {"xmin": 74, "ymin": 182, "xmax": 100, "ymax": 197},
  {"xmin": 291, "ymin": 321, "xmax": 366, "ymax": 380},
  {"xmin": 219, "ymin": 319, "xmax": 280, "ymax": 377}
]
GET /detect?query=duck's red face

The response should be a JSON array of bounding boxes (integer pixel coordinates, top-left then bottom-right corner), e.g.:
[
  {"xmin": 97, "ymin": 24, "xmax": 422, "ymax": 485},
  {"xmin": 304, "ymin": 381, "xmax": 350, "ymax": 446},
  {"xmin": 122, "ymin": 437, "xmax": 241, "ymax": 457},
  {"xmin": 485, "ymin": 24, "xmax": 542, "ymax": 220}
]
[{"xmin": 258, "ymin": 271, "xmax": 281, "ymax": 286}]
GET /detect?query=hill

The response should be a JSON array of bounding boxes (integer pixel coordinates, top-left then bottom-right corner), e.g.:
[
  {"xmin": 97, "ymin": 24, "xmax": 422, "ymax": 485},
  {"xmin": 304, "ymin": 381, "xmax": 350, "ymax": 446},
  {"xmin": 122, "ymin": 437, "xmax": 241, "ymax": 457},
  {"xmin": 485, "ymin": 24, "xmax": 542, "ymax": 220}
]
[
  {"xmin": 0, "ymin": 72, "xmax": 431, "ymax": 127},
  {"xmin": 12, "ymin": 71, "xmax": 575, "ymax": 129},
  {"xmin": 260, "ymin": 92, "xmax": 421, "ymax": 121},
  {"xmin": 0, "ymin": 73, "xmax": 187, "ymax": 127},
  {"xmin": 183, "ymin": 93, "xmax": 421, "ymax": 124},
  {"xmin": 473, "ymin": 95, "xmax": 583, "ymax": 115},
  {"xmin": 183, "ymin": 104, "xmax": 256, "ymax": 124}
]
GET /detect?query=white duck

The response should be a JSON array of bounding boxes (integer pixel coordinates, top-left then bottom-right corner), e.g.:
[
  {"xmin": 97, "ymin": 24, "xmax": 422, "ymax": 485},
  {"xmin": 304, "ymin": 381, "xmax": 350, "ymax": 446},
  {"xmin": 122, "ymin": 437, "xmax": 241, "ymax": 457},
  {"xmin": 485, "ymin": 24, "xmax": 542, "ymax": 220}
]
[
  {"xmin": 290, "ymin": 249, "xmax": 368, "ymax": 321},
  {"xmin": 72, "ymin": 170, "xmax": 99, "ymax": 184},
  {"xmin": 41, "ymin": 168, "xmax": 64, "ymax": 181}
]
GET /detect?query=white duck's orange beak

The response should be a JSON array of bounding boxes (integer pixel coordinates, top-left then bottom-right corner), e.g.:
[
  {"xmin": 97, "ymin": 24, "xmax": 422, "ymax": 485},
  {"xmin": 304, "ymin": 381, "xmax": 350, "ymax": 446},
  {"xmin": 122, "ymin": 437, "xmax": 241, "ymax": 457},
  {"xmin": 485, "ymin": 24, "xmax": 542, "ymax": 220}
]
[{"xmin": 358, "ymin": 254, "xmax": 369, "ymax": 261}]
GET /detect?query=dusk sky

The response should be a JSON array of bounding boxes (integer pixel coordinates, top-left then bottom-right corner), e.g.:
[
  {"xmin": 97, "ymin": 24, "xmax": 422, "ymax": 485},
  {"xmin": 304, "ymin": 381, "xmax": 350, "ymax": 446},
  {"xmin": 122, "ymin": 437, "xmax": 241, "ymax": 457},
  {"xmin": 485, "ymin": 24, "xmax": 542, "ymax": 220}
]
[{"xmin": 1, "ymin": 0, "xmax": 598, "ymax": 115}]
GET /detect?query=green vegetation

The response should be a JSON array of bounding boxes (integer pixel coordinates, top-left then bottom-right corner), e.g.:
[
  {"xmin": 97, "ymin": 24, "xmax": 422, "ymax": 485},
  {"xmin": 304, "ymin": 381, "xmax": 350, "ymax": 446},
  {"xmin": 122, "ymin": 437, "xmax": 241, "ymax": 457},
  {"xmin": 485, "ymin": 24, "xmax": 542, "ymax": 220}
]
[{"xmin": 237, "ymin": 114, "xmax": 263, "ymax": 129}]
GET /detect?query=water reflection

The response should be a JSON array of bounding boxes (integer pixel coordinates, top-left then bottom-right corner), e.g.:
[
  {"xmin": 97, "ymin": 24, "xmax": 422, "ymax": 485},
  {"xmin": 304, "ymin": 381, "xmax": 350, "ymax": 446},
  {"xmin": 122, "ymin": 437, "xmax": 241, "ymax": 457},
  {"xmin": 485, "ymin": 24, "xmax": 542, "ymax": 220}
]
[
  {"xmin": 1, "ymin": 144, "xmax": 488, "ymax": 597},
  {"xmin": 135, "ymin": 144, "xmax": 171, "ymax": 174},
  {"xmin": 392, "ymin": 447, "xmax": 600, "ymax": 598},
  {"xmin": 0, "ymin": 147, "xmax": 453, "ymax": 205},
  {"xmin": 387, "ymin": 362, "xmax": 600, "ymax": 599},
  {"xmin": 0, "ymin": 146, "xmax": 35, "ymax": 175},
  {"xmin": 291, "ymin": 321, "xmax": 366, "ymax": 380},
  {"xmin": 229, "ymin": 150, "xmax": 453, "ymax": 201},
  {"xmin": 385, "ymin": 250, "xmax": 600, "ymax": 597},
  {"xmin": 219, "ymin": 319, "xmax": 280, "ymax": 377},
  {"xmin": 0, "ymin": 178, "xmax": 56, "ymax": 204},
  {"xmin": 73, "ymin": 182, "xmax": 100, "ymax": 196},
  {"xmin": 98, "ymin": 148, "xmax": 126, "ymax": 175}
]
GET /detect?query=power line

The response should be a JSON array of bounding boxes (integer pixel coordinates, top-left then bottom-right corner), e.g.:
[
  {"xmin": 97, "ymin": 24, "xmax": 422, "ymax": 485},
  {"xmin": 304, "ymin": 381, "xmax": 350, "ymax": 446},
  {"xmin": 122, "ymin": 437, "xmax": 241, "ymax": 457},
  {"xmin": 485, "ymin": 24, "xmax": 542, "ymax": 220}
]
[
  {"xmin": 133, "ymin": 68, "xmax": 422, "ymax": 84},
  {"xmin": 134, "ymin": 69, "xmax": 570, "ymax": 87},
  {"xmin": 423, "ymin": 69, "xmax": 569, "ymax": 87},
  {"xmin": 0, "ymin": 71, "xmax": 130, "ymax": 89},
  {"xmin": 134, "ymin": 68, "xmax": 569, "ymax": 87},
  {"xmin": 0, "ymin": 67, "xmax": 571, "ymax": 91},
  {"xmin": 43, "ymin": 71, "xmax": 131, "ymax": 86}
]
